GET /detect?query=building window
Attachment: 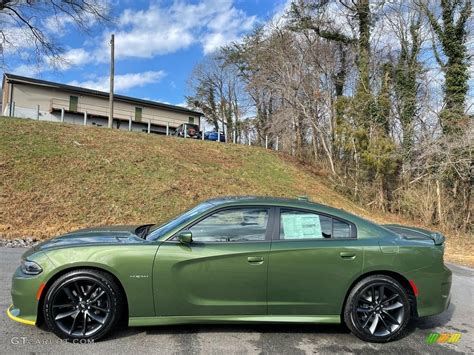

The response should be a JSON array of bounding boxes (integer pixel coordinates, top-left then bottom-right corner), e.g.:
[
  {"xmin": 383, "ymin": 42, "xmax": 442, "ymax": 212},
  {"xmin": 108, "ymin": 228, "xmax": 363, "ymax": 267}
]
[
  {"xmin": 69, "ymin": 96, "xmax": 78, "ymax": 112},
  {"xmin": 135, "ymin": 107, "xmax": 142, "ymax": 122},
  {"xmin": 188, "ymin": 116, "xmax": 195, "ymax": 124}
]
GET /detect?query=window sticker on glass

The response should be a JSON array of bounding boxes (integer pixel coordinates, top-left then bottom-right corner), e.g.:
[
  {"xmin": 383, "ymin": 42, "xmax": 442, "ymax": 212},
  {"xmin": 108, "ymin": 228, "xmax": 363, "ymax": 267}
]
[{"xmin": 281, "ymin": 213, "xmax": 322, "ymax": 239}]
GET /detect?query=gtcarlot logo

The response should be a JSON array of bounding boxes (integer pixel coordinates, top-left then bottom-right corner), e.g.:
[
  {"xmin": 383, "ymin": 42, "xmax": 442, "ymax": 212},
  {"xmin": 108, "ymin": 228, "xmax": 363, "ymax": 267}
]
[
  {"xmin": 10, "ymin": 336, "xmax": 94, "ymax": 345},
  {"xmin": 426, "ymin": 333, "xmax": 461, "ymax": 344}
]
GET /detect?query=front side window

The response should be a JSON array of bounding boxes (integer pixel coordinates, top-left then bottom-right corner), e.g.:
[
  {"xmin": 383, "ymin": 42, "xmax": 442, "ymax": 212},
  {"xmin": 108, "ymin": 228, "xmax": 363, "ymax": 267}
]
[
  {"xmin": 147, "ymin": 202, "xmax": 213, "ymax": 240},
  {"xmin": 280, "ymin": 210, "xmax": 352, "ymax": 240},
  {"xmin": 189, "ymin": 208, "xmax": 269, "ymax": 242}
]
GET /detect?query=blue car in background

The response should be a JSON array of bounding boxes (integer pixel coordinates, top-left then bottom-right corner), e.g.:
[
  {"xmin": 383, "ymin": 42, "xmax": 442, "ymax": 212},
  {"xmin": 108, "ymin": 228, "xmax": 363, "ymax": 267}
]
[{"xmin": 204, "ymin": 131, "xmax": 226, "ymax": 142}]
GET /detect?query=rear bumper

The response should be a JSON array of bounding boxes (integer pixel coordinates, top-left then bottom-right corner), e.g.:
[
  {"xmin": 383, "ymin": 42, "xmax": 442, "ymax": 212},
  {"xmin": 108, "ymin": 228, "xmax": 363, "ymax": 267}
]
[{"xmin": 408, "ymin": 264, "xmax": 452, "ymax": 317}]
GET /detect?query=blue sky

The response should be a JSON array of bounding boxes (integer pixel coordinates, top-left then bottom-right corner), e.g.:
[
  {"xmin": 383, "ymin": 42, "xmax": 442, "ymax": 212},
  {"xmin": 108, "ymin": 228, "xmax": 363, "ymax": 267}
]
[{"xmin": 4, "ymin": 0, "xmax": 289, "ymax": 107}]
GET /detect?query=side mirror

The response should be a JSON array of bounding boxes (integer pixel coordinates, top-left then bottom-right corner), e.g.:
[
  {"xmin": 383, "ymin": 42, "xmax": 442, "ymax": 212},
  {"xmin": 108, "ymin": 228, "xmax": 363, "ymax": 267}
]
[{"xmin": 177, "ymin": 231, "xmax": 193, "ymax": 244}]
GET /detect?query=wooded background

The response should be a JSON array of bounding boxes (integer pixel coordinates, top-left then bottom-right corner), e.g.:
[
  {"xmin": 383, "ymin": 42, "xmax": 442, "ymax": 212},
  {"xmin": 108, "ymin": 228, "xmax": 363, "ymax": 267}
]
[{"xmin": 186, "ymin": 0, "xmax": 473, "ymax": 234}]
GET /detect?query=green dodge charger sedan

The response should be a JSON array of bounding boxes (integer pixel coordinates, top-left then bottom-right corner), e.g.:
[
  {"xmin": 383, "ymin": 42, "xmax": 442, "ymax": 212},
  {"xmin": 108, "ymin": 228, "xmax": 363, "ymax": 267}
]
[{"xmin": 8, "ymin": 196, "xmax": 452, "ymax": 343}]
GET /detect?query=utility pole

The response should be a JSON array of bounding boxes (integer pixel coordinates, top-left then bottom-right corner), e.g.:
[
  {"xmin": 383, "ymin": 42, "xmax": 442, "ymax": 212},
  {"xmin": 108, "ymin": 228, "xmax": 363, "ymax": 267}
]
[{"xmin": 108, "ymin": 34, "xmax": 115, "ymax": 129}]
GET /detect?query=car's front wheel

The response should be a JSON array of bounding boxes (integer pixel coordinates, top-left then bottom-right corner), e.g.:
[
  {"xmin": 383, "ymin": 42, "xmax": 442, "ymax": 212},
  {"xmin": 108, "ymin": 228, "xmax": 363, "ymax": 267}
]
[
  {"xmin": 344, "ymin": 275, "xmax": 411, "ymax": 342},
  {"xmin": 43, "ymin": 269, "xmax": 122, "ymax": 341}
]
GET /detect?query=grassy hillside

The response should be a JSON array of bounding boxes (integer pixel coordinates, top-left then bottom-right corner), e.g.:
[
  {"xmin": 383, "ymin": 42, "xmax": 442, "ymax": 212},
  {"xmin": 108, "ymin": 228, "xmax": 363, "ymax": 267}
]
[{"xmin": 1, "ymin": 117, "xmax": 471, "ymax": 266}]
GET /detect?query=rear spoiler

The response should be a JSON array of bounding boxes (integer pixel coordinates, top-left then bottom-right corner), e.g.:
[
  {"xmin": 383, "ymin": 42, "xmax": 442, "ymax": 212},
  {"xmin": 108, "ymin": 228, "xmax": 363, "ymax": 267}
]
[{"xmin": 382, "ymin": 224, "xmax": 445, "ymax": 246}]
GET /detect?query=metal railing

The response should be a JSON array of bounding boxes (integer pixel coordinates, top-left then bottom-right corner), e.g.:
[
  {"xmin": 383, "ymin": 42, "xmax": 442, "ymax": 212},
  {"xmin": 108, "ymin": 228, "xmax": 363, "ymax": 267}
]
[{"xmin": 50, "ymin": 98, "xmax": 184, "ymax": 128}]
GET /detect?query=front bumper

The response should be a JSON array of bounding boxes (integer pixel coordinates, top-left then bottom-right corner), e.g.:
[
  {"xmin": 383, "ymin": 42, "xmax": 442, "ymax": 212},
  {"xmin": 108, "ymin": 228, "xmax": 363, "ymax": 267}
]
[
  {"xmin": 7, "ymin": 304, "xmax": 35, "ymax": 325},
  {"xmin": 8, "ymin": 250, "xmax": 56, "ymax": 326},
  {"xmin": 9, "ymin": 265, "xmax": 45, "ymax": 325}
]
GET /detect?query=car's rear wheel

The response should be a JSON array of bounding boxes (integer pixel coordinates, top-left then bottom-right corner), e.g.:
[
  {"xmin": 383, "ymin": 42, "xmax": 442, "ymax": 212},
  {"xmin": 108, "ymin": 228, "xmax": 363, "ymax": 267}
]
[
  {"xmin": 43, "ymin": 269, "xmax": 122, "ymax": 341},
  {"xmin": 344, "ymin": 275, "xmax": 411, "ymax": 342}
]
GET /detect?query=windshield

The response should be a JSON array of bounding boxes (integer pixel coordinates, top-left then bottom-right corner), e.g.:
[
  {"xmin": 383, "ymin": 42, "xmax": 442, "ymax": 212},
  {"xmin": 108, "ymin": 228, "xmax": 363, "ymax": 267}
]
[{"xmin": 146, "ymin": 202, "xmax": 213, "ymax": 241}]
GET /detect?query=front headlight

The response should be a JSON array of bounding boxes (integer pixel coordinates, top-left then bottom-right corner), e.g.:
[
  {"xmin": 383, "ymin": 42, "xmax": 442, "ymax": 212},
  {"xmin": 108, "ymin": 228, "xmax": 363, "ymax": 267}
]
[{"xmin": 21, "ymin": 260, "xmax": 43, "ymax": 275}]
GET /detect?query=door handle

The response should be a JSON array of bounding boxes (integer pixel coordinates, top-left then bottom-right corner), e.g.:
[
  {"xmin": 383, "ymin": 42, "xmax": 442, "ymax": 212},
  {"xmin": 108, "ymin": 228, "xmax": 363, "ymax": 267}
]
[
  {"xmin": 339, "ymin": 252, "xmax": 356, "ymax": 259},
  {"xmin": 247, "ymin": 256, "xmax": 264, "ymax": 264}
]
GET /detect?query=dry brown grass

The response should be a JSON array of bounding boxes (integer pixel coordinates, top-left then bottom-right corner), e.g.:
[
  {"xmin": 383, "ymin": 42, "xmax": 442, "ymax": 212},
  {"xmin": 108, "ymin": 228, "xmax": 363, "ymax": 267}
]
[{"xmin": 1, "ymin": 117, "xmax": 472, "ymax": 267}]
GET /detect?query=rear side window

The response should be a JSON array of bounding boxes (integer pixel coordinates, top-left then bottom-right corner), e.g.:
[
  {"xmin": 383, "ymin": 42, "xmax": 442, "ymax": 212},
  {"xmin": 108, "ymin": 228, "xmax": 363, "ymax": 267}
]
[
  {"xmin": 279, "ymin": 209, "xmax": 353, "ymax": 240},
  {"xmin": 333, "ymin": 219, "xmax": 351, "ymax": 238}
]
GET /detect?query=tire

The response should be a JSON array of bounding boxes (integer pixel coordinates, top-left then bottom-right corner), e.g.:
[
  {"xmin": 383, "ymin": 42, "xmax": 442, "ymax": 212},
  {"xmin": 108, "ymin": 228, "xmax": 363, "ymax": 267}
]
[
  {"xmin": 344, "ymin": 275, "xmax": 411, "ymax": 343},
  {"xmin": 43, "ymin": 269, "xmax": 122, "ymax": 342}
]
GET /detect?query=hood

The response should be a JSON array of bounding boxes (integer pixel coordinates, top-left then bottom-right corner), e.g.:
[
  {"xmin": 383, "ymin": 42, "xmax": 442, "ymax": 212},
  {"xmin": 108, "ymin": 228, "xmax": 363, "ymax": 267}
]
[
  {"xmin": 29, "ymin": 225, "xmax": 148, "ymax": 253},
  {"xmin": 382, "ymin": 224, "xmax": 445, "ymax": 245}
]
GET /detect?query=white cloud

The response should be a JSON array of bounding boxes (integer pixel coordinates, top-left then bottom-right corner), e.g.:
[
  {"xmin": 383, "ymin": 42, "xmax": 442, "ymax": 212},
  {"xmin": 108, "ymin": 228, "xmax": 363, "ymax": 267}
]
[
  {"xmin": 270, "ymin": 0, "xmax": 293, "ymax": 26},
  {"xmin": 68, "ymin": 70, "xmax": 166, "ymax": 92},
  {"xmin": 12, "ymin": 64, "xmax": 43, "ymax": 77},
  {"xmin": 43, "ymin": 14, "xmax": 75, "ymax": 35},
  {"xmin": 175, "ymin": 101, "xmax": 189, "ymax": 108},
  {"xmin": 1, "ymin": 26, "xmax": 33, "ymax": 54},
  {"xmin": 91, "ymin": 0, "xmax": 257, "ymax": 61},
  {"xmin": 142, "ymin": 98, "xmax": 189, "ymax": 108},
  {"xmin": 11, "ymin": 48, "xmax": 93, "ymax": 75},
  {"xmin": 201, "ymin": 2, "xmax": 256, "ymax": 53},
  {"xmin": 42, "ymin": 0, "xmax": 110, "ymax": 35},
  {"xmin": 56, "ymin": 48, "xmax": 92, "ymax": 68}
]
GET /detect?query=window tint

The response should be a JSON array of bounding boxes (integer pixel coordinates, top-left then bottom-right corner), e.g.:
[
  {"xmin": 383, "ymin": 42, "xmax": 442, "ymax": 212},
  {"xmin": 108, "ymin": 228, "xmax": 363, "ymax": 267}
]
[
  {"xmin": 189, "ymin": 208, "xmax": 269, "ymax": 242},
  {"xmin": 279, "ymin": 210, "xmax": 352, "ymax": 240},
  {"xmin": 147, "ymin": 202, "xmax": 213, "ymax": 240},
  {"xmin": 333, "ymin": 219, "xmax": 351, "ymax": 238}
]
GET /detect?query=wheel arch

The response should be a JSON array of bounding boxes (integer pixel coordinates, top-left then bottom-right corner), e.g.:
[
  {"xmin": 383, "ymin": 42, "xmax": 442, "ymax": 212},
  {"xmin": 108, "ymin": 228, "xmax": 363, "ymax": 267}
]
[
  {"xmin": 36, "ymin": 266, "xmax": 129, "ymax": 327},
  {"xmin": 341, "ymin": 270, "xmax": 418, "ymax": 321}
]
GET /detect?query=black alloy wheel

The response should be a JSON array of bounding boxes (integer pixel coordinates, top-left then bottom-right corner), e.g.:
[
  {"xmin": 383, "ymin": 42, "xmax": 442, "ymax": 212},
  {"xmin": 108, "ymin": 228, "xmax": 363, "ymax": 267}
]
[
  {"xmin": 344, "ymin": 275, "xmax": 411, "ymax": 342},
  {"xmin": 43, "ymin": 269, "xmax": 122, "ymax": 341}
]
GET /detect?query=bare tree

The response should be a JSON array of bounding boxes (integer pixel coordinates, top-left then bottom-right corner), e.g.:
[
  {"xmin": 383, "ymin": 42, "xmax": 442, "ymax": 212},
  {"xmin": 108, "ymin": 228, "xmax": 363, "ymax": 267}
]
[
  {"xmin": 186, "ymin": 54, "xmax": 248, "ymax": 141},
  {"xmin": 0, "ymin": 0, "xmax": 110, "ymax": 67}
]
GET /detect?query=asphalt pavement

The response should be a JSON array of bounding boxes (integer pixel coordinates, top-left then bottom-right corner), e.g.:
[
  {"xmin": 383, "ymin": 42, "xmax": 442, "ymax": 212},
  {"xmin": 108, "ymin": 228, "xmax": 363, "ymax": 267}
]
[{"xmin": 0, "ymin": 247, "xmax": 472, "ymax": 354}]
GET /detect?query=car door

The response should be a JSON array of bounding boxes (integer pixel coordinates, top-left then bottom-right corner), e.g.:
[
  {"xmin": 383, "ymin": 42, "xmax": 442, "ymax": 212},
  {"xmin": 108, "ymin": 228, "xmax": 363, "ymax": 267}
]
[
  {"xmin": 267, "ymin": 208, "xmax": 363, "ymax": 316},
  {"xmin": 153, "ymin": 206, "xmax": 275, "ymax": 316}
]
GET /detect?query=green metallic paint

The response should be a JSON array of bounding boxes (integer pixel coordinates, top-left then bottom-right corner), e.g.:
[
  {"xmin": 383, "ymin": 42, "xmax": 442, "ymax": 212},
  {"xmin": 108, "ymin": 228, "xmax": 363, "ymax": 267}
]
[
  {"xmin": 268, "ymin": 239, "xmax": 363, "ymax": 315},
  {"xmin": 9, "ymin": 197, "xmax": 452, "ymax": 329},
  {"xmin": 128, "ymin": 315, "xmax": 341, "ymax": 327},
  {"xmin": 154, "ymin": 241, "xmax": 271, "ymax": 316},
  {"xmin": 42, "ymin": 245, "xmax": 159, "ymax": 317}
]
